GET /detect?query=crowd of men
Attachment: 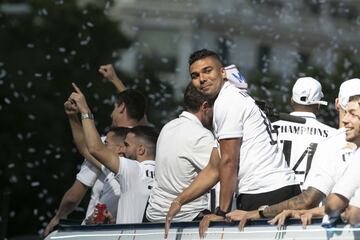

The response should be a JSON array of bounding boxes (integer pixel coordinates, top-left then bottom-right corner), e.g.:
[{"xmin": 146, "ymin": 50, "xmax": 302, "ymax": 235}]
[{"xmin": 44, "ymin": 50, "xmax": 360, "ymax": 238}]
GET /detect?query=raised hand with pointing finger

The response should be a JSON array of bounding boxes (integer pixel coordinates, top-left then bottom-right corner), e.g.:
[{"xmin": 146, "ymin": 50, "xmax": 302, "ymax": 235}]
[{"xmin": 69, "ymin": 83, "xmax": 91, "ymax": 114}]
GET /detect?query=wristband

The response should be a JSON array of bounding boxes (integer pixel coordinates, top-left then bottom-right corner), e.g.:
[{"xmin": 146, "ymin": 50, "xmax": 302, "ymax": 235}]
[
  {"xmin": 258, "ymin": 205, "xmax": 269, "ymax": 218},
  {"xmin": 172, "ymin": 199, "xmax": 182, "ymax": 207},
  {"xmin": 81, "ymin": 112, "xmax": 94, "ymax": 120},
  {"xmin": 214, "ymin": 206, "xmax": 229, "ymax": 218}
]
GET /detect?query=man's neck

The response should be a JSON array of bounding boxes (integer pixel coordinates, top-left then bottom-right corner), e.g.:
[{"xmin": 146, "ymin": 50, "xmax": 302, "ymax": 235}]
[
  {"xmin": 191, "ymin": 111, "xmax": 203, "ymax": 124},
  {"xmin": 137, "ymin": 156, "xmax": 155, "ymax": 162},
  {"xmin": 354, "ymin": 140, "xmax": 360, "ymax": 149},
  {"xmin": 118, "ymin": 118, "xmax": 140, "ymax": 128}
]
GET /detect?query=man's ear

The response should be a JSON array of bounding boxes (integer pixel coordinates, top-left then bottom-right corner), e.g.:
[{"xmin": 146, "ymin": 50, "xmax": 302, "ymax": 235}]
[
  {"xmin": 290, "ymin": 98, "xmax": 294, "ymax": 106},
  {"xmin": 117, "ymin": 103, "xmax": 126, "ymax": 113},
  {"xmin": 138, "ymin": 144, "xmax": 145, "ymax": 156},
  {"xmin": 200, "ymin": 101, "xmax": 209, "ymax": 112},
  {"xmin": 115, "ymin": 145, "xmax": 124, "ymax": 156},
  {"xmin": 221, "ymin": 67, "xmax": 226, "ymax": 80},
  {"xmin": 335, "ymin": 98, "xmax": 340, "ymax": 111}
]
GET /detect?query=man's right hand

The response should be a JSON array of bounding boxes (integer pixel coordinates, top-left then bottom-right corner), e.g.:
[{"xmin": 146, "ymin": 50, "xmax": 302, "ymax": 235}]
[
  {"xmin": 64, "ymin": 100, "xmax": 78, "ymax": 116},
  {"xmin": 43, "ymin": 216, "xmax": 60, "ymax": 237},
  {"xmin": 103, "ymin": 210, "xmax": 116, "ymax": 224},
  {"xmin": 268, "ymin": 209, "xmax": 309, "ymax": 227},
  {"xmin": 226, "ymin": 210, "xmax": 258, "ymax": 230}
]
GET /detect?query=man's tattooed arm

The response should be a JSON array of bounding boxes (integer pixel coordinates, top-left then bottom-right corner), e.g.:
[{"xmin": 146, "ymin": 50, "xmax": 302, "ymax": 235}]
[{"xmin": 263, "ymin": 187, "xmax": 325, "ymax": 217}]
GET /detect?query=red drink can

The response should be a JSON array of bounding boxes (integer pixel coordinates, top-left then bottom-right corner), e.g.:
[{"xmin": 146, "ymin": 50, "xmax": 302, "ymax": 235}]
[{"xmin": 95, "ymin": 203, "xmax": 107, "ymax": 224}]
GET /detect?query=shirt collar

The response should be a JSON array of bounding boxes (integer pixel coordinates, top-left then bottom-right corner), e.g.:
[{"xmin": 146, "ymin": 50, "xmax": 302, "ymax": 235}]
[
  {"xmin": 179, "ymin": 111, "xmax": 203, "ymax": 126},
  {"xmin": 218, "ymin": 81, "xmax": 231, "ymax": 98},
  {"xmin": 141, "ymin": 160, "xmax": 155, "ymax": 165},
  {"xmin": 290, "ymin": 111, "xmax": 316, "ymax": 119}
]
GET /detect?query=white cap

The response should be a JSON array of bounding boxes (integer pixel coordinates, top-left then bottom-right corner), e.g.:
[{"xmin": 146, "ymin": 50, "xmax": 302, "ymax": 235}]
[
  {"xmin": 224, "ymin": 64, "xmax": 248, "ymax": 90},
  {"xmin": 292, "ymin": 77, "xmax": 327, "ymax": 106},
  {"xmin": 338, "ymin": 78, "xmax": 360, "ymax": 109}
]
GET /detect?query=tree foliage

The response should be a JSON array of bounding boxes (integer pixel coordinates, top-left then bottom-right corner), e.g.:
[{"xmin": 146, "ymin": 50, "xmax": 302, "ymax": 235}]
[{"xmin": 0, "ymin": 0, "xmax": 130, "ymax": 236}]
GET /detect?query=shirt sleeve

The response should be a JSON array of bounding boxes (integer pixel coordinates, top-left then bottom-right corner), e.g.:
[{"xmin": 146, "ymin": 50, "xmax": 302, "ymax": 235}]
[
  {"xmin": 349, "ymin": 188, "xmax": 360, "ymax": 208},
  {"xmin": 186, "ymin": 131, "xmax": 217, "ymax": 170},
  {"xmin": 303, "ymin": 144, "xmax": 335, "ymax": 196},
  {"xmin": 214, "ymin": 93, "xmax": 245, "ymax": 140},
  {"xmin": 76, "ymin": 160, "xmax": 100, "ymax": 187},
  {"xmin": 115, "ymin": 157, "xmax": 141, "ymax": 193},
  {"xmin": 332, "ymin": 157, "xmax": 360, "ymax": 200}
]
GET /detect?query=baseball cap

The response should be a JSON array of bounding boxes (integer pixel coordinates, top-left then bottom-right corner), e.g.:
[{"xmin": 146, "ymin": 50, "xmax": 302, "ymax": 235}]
[
  {"xmin": 292, "ymin": 77, "xmax": 327, "ymax": 106},
  {"xmin": 224, "ymin": 64, "xmax": 248, "ymax": 90},
  {"xmin": 338, "ymin": 78, "xmax": 360, "ymax": 109}
]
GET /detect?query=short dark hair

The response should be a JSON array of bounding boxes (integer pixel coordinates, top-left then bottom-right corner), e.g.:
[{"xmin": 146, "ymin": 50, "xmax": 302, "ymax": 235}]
[
  {"xmin": 183, "ymin": 83, "xmax": 214, "ymax": 112},
  {"xmin": 107, "ymin": 127, "xmax": 129, "ymax": 142},
  {"xmin": 128, "ymin": 126, "xmax": 159, "ymax": 157},
  {"xmin": 115, "ymin": 89, "xmax": 146, "ymax": 121},
  {"xmin": 188, "ymin": 49, "xmax": 224, "ymax": 67}
]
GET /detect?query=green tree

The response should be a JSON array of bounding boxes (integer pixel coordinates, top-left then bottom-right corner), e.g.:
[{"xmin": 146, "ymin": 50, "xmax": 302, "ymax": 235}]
[{"xmin": 0, "ymin": 0, "xmax": 133, "ymax": 236}]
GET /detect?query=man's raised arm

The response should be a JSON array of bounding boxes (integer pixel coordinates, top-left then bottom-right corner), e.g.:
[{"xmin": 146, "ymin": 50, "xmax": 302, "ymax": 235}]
[
  {"xmin": 64, "ymin": 100, "xmax": 102, "ymax": 169},
  {"xmin": 99, "ymin": 64, "xmax": 126, "ymax": 93},
  {"xmin": 69, "ymin": 83, "xmax": 120, "ymax": 174}
]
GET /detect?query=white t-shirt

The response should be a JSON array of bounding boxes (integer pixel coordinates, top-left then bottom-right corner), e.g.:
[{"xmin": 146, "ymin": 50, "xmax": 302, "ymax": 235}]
[
  {"xmin": 146, "ymin": 111, "xmax": 217, "ymax": 222},
  {"xmin": 213, "ymin": 81, "xmax": 298, "ymax": 194},
  {"xmin": 115, "ymin": 157, "xmax": 155, "ymax": 224},
  {"xmin": 97, "ymin": 166, "xmax": 121, "ymax": 218},
  {"xmin": 350, "ymin": 188, "xmax": 360, "ymax": 208},
  {"xmin": 331, "ymin": 148, "xmax": 360, "ymax": 207},
  {"xmin": 76, "ymin": 159, "xmax": 100, "ymax": 188},
  {"xmin": 76, "ymin": 136, "xmax": 121, "ymax": 219},
  {"xmin": 272, "ymin": 112, "xmax": 336, "ymax": 189},
  {"xmin": 76, "ymin": 160, "xmax": 102, "ymax": 218},
  {"xmin": 304, "ymin": 128, "xmax": 356, "ymax": 196}
]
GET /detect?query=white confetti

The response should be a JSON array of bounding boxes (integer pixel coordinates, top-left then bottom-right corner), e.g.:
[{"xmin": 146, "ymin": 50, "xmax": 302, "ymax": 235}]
[
  {"xmin": 17, "ymin": 133, "xmax": 23, "ymax": 140},
  {"xmin": 4, "ymin": 97, "xmax": 11, "ymax": 104},
  {"xmin": 26, "ymin": 162, "xmax": 34, "ymax": 168},
  {"xmin": 86, "ymin": 82, "xmax": 93, "ymax": 88},
  {"xmin": 0, "ymin": 69, "xmax": 6, "ymax": 78},
  {"xmin": 9, "ymin": 175, "xmax": 18, "ymax": 183},
  {"xmin": 86, "ymin": 22, "xmax": 94, "ymax": 27},
  {"xmin": 31, "ymin": 181, "xmax": 40, "ymax": 187},
  {"xmin": 80, "ymin": 36, "xmax": 91, "ymax": 45},
  {"xmin": 28, "ymin": 148, "xmax": 36, "ymax": 153}
]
